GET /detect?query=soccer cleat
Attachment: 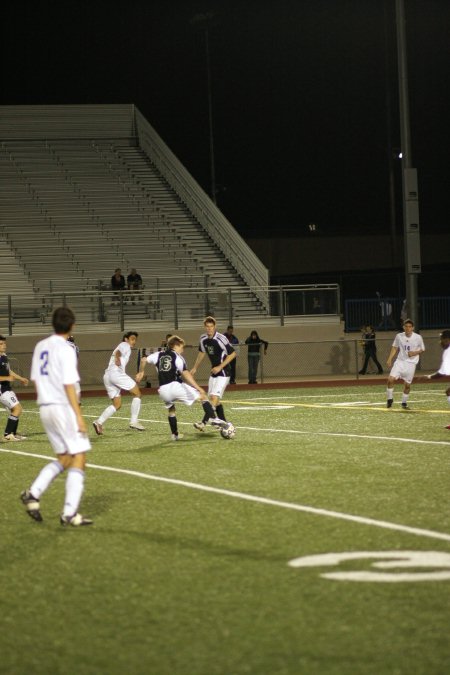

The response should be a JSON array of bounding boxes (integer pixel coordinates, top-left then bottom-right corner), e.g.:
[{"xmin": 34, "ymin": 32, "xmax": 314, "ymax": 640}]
[
  {"xmin": 129, "ymin": 422, "xmax": 145, "ymax": 431},
  {"xmin": 171, "ymin": 433, "xmax": 184, "ymax": 441},
  {"xmin": 209, "ymin": 417, "xmax": 231, "ymax": 430},
  {"xmin": 387, "ymin": 399, "xmax": 393, "ymax": 408},
  {"xmin": 20, "ymin": 490, "xmax": 43, "ymax": 522},
  {"xmin": 92, "ymin": 421, "xmax": 103, "ymax": 436},
  {"xmin": 4, "ymin": 433, "xmax": 21, "ymax": 442},
  {"xmin": 60, "ymin": 513, "xmax": 93, "ymax": 527},
  {"xmin": 401, "ymin": 402, "xmax": 409, "ymax": 409},
  {"xmin": 193, "ymin": 422, "xmax": 206, "ymax": 432}
]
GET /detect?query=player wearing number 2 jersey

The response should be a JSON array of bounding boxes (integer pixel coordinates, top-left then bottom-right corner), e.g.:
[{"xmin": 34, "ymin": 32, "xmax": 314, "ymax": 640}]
[
  {"xmin": 386, "ymin": 319, "xmax": 425, "ymax": 409},
  {"xmin": 20, "ymin": 307, "xmax": 93, "ymax": 526}
]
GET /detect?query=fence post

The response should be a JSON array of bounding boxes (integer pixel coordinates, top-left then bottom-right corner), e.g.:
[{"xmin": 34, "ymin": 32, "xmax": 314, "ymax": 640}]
[
  {"xmin": 8, "ymin": 295, "xmax": 13, "ymax": 336},
  {"xmin": 278, "ymin": 286, "xmax": 285, "ymax": 326},
  {"xmin": 173, "ymin": 290, "xmax": 178, "ymax": 329},
  {"xmin": 119, "ymin": 292, "xmax": 124, "ymax": 331},
  {"xmin": 260, "ymin": 348, "xmax": 264, "ymax": 384},
  {"xmin": 228, "ymin": 288, "xmax": 233, "ymax": 326},
  {"xmin": 354, "ymin": 338, "xmax": 360, "ymax": 379}
]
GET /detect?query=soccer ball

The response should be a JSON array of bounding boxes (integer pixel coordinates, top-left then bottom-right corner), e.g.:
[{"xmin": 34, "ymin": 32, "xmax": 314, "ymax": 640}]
[{"xmin": 221, "ymin": 423, "xmax": 235, "ymax": 440}]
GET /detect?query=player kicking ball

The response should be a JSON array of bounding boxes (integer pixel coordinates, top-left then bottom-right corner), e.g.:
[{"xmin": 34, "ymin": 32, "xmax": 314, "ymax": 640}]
[{"xmin": 136, "ymin": 335, "xmax": 234, "ymax": 440}]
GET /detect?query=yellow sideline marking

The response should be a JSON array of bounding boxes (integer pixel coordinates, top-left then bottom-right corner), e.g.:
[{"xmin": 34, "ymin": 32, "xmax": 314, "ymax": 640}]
[{"xmin": 3, "ymin": 447, "xmax": 450, "ymax": 543}]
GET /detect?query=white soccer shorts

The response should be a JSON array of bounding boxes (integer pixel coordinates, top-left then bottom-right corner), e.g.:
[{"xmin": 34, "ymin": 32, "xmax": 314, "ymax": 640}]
[
  {"xmin": 208, "ymin": 375, "xmax": 230, "ymax": 399},
  {"xmin": 39, "ymin": 404, "xmax": 91, "ymax": 455},
  {"xmin": 0, "ymin": 390, "xmax": 19, "ymax": 411},
  {"xmin": 389, "ymin": 359, "xmax": 417, "ymax": 384},
  {"xmin": 103, "ymin": 368, "xmax": 137, "ymax": 399},
  {"xmin": 158, "ymin": 382, "xmax": 200, "ymax": 409}
]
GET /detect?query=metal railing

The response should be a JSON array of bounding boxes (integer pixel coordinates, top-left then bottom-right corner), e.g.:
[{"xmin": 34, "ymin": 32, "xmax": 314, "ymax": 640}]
[
  {"xmin": 0, "ymin": 284, "xmax": 340, "ymax": 334},
  {"xmin": 8, "ymin": 336, "xmax": 442, "ymax": 386},
  {"xmin": 345, "ymin": 297, "xmax": 450, "ymax": 331}
]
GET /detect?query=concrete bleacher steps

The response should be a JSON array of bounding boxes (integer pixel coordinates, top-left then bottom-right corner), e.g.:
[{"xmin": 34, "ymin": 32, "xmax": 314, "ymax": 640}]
[{"xmin": 1, "ymin": 139, "xmax": 265, "ymax": 321}]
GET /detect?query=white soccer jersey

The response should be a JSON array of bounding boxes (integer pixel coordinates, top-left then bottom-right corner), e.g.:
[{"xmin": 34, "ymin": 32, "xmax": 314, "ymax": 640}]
[
  {"xmin": 392, "ymin": 331, "xmax": 425, "ymax": 365},
  {"xmin": 438, "ymin": 347, "xmax": 450, "ymax": 376},
  {"xmin": 107, "ymin": 341, "xmax": 131, "ymax": 371},
  {"xmin": 31, "ymin": 334, "xmax": 80, "ymax": 405}
]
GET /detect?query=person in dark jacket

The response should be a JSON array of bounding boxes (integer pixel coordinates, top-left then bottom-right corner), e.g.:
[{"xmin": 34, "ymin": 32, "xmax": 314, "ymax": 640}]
[
  {"xmin": 245, "ymin": 330, "xmax": 268, "ymax": 384},
  {"xmin": 359, "ymin": 325, "xmax": 383, "ymax": 375}
]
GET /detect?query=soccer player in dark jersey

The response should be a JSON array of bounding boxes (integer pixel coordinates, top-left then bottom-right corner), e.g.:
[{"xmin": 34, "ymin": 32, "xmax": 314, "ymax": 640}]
[
  {"xmin": 137, "ymin": 335, "xmax": 231, "ymax": 440},
  {"xmin": 0, "ymin": 335, "xmax": 29, "ymax": 441},
  {"xmin": 190, "ymin": 316, "xmax": 236, "ymax": 431}
]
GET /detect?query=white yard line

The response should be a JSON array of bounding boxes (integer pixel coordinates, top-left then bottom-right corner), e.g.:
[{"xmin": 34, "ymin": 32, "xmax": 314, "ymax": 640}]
[{"xmin": 3, "ymin": 446, "xmax": 450, "ymax": 543}]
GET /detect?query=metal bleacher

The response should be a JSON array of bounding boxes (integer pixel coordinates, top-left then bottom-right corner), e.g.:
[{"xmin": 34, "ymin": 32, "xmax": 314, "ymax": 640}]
[{"xmin": 0, "ymin": 104, "xmax": 270, "ymax": 330}]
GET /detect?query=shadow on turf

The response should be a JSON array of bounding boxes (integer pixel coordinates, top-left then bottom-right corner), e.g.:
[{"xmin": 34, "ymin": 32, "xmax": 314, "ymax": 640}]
[{"xmin": 86, "ymin": 526, "xmax": 288, "ymax": 562}]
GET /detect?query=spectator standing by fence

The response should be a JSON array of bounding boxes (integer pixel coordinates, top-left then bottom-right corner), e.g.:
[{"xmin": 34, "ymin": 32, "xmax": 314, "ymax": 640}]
[
  {"xmin": 224, "ymin": 325, "xmax": 239, "ymax": 384},
  {"xmin": 245, "ymin": 330, "xmax": 268, "ymax": 384},
  {"xmin": 359, "ymin": 325, "xmax": 383, "ymax": 375}
]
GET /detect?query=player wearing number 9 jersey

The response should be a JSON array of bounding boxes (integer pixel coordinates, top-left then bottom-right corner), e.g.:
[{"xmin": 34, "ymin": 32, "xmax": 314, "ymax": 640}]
[{"xmin": 20, "ymin": 307, "xmax": 93, "ymax": 526}]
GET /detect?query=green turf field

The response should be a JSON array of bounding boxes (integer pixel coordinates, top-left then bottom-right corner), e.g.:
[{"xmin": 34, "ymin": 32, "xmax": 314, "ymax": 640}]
[{"xmin": 1, "ymin": 384, "xmax": 450, "ymax": 675}]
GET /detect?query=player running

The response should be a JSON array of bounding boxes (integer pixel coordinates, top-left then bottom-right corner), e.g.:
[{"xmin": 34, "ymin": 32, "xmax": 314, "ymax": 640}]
[
  {"xmin": 190, "ymin": 316, "xmax": 236, "ymax": 432},
  {"xmin": 0, "ymin": 335, "xmax": 29, "ymax": 441},
  {"xmin": 386, "ymin": 319, "xmax": 425, "ymax": 409}
]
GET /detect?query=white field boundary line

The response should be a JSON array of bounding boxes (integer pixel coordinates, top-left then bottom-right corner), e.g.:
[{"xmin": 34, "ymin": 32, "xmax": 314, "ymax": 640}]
[
  {"xmin": 17, "ymin": 409, "xmax": 450, "ymax": 447},
  {"xmin": 2, "ymin": 446, "xmax": 450, "ymax": 544}
]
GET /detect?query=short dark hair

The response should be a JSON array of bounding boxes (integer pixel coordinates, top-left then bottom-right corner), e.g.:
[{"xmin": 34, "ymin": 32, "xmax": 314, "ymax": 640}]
[
  {"xmin": 440, "ymin": 329, "xmax": 450, "ymax": 340},
  {"xmin": 0, "ymin": 335, "xmax": 6, "ymax": 341},
  {"xmin": 52, "ymin": 307, "xmax": 75, "ymax": 334},
  {"xmin": 204, "ymin": 316, "xmax": 216, "ymax": 326},
  {"xmin": 123, "ymin": 331, "xmax": 138, "ymax": 340},
  {"xmin": 403, "ymin": 319, "xmax": 414, "ymax": 327}
]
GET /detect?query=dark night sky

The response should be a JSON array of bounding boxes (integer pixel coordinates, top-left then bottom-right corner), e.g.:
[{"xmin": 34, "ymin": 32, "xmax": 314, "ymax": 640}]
[{"xmin": 2, "ymin": 0, "xmax": 450, "ymax": 238}]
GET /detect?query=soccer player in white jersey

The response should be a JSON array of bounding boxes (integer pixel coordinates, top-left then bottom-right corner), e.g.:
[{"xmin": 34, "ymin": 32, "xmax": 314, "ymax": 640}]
[
  {"xmin": 385, "ymin": 319, "xmax": 425, "ymax": 409},
  {"xmin": 93, "ymin": 331, "xmax": 144, "ymax": 435},
  {"xmin": 136, "ymin": 335, "xmax": 232, "ymax": 440},
  {"xmin": 420, "ymin": 329, "xmax": 450, "ymax": 430},
  {"xmin": 190, "ymin": 316, "xmax": 236, "ymax": 431},
  {"xmin": 21, "ymin": 307, "xmax": 93, "ymax": 526}
]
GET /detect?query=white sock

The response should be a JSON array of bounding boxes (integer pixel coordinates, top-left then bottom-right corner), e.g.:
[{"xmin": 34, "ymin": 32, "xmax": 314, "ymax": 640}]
[
  {"xmin": 63, "ymin": 468, "xmax": 85, "ymax": 517},
  {"xmin": 130, "ymin": 397, "xmax": 141, "ymax": 424},
  {"xmin": 30, "ymin": 460, "xmax": 64, "ymax": 499},
  {"xmin": 402, "ymin": 393, "xmax": 409, "ymax": 404},
  {"xmin": 387, "ymin": 388, "xmax": 394, "ymax": 400},
  {"xmin": 97, "ymin": 404, "xmax": 116, "ymax": 425},
  {"xmin": 447, "ymin": 396, "xmax": 450, "ymax": 405}
]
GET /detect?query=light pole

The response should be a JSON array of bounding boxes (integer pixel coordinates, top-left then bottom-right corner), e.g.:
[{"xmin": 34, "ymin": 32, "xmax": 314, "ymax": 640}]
[
  {"xmin": 395, "ymin": 0, "xmax": 421, "ymax": 326},
  {"xmin": 191, "ymin": 12, "xmax": 217, "ymax": 205}
]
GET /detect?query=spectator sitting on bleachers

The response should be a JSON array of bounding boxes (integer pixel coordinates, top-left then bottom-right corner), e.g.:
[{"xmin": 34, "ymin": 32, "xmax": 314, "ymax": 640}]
[
  {"xmin": 127, "ymin": 268, "xmax": 143, "ymax": 304},
  {"xmin": 111, "ymin": 268, "xmax": 125, "ymax": 304}
]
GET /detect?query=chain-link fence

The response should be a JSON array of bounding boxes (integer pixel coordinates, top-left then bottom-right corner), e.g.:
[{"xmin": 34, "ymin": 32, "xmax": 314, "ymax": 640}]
[{"xmin": 8, "ymin": 337, "xmax": 443, "ymax": 387}]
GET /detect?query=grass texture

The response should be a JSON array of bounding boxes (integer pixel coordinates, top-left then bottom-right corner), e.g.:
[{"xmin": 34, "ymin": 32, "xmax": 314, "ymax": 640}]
[{"xmin": 1, "ymin": 384, "xmax": 450, "ymax": 675}]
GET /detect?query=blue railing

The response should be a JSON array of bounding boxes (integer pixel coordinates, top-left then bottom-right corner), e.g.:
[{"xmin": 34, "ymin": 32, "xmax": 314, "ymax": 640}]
[{"xmin": 345, "ymin": 297, "xmax": 450, "ymax": 331}]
